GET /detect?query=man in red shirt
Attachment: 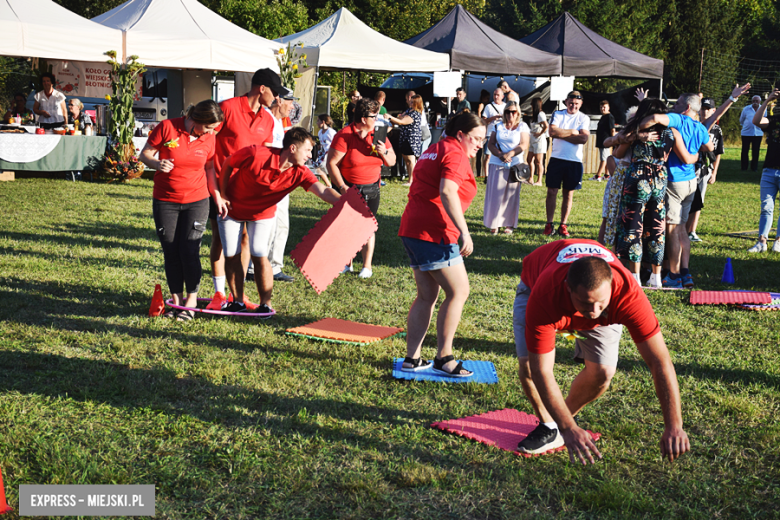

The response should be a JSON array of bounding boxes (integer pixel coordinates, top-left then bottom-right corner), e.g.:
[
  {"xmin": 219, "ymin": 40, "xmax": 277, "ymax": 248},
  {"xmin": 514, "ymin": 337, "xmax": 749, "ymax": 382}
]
[
  {"xmin": 513, "ymin": 240, "xmax": 689, "ymax": 464},
  {"xmin": 206, "ymin": 68, "xmax": 283, "ymax": 311},
  {"xmin": 218, "ymin": 128, "xmax": 340, "ymax": 315}
]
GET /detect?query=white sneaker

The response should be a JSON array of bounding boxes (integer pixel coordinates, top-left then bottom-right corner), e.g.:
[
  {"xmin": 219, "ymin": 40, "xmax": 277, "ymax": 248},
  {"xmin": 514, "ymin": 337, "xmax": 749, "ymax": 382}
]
[
  {"xmin": 773, "ymin": 240, "xmax": 780, "ymax": 253},
  {"xmin": 748, "ymin": 241, "xmax": 767, "ymax": 253},
  {"xmin": 341, "ymin": 264, "xmax": 353, "ymax": 274},
  {"xmin": 647, "ymin": 273, "xmax": 662, "ymax": 288},
  {"xmin": 358, "ymin": 268, "xmax": 373, "ymax": 279}
]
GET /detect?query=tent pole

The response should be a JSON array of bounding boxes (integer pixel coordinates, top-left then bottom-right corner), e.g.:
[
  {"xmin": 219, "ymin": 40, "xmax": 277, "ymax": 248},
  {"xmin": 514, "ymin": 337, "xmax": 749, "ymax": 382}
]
[
  {"xmin": 659, "ymin": 78, "xmax": 664, "ymax": 101},
  {"xmin": 310, "ymin": 65, "xmax": 320, "ymax": 133}
]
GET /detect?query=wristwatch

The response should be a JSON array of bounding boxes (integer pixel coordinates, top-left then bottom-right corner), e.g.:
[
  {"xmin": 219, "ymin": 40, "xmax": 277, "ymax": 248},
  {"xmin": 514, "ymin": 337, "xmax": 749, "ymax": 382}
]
[{"xmin": 728, "ymin": 95, "xmax": 737, "ymax": 103}]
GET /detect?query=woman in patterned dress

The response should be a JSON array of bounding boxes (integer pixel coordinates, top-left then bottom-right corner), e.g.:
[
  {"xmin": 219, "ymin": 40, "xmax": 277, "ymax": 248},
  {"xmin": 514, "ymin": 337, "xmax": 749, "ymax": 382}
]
[{"xmin": 389, "ymin": 95, "xmax": 423, "ymax": 187}]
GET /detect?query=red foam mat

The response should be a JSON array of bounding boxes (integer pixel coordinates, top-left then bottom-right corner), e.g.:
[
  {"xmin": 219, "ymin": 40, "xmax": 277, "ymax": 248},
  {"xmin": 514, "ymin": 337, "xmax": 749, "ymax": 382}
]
[
  {"xmin": 286, "ymin": 318, "xmax": 403, "ymax": 343},
  {"xmin": 689, "ymin": 290, "xmax": 772, "ymax": 305},
  {"xmin": 431, "ymin": 408, "xmax": 601, "ymax": 458},
  {"xmin": 290, "ymin": 186, "xmax": 378, "ymax": 294}
]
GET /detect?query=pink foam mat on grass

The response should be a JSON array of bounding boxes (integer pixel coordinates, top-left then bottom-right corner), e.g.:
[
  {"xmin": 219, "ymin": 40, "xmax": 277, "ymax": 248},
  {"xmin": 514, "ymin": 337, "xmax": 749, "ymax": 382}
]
[
  {"xmin": 431, "ymin": 408, "xmax": 601, "ymax": 458},
  {"xmin": 689, "ymin": 290, "xmax": 772, "ymax": 305},
  {"xmin": 290, "ymin": 186, "xmax": 378, "ymax": 294}
]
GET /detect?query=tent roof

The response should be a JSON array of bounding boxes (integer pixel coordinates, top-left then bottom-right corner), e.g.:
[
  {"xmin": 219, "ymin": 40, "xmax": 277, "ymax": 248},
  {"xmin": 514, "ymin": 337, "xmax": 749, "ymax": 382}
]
[
  {"xmin": 0, "ymin": 0, "xmax": 123, "ymax": 62},
  {"xmin": 520, "ymin": 12, "xmax": 663, "ymax": 79},
  {"xmin": 93, "ymin": 0, "xmax": 281, "ymax": 72},
  {"xmin": 277, "ymin": 8, "xmax": 449, "ymax": 72},
  {"xmin": 404, "ymin": 5, "xmax": 560, "ymax": 76}
]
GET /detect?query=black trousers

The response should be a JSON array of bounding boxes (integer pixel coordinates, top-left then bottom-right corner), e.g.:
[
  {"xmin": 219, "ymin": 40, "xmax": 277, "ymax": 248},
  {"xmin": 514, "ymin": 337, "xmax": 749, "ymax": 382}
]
[
  {"xmin": 741, "ymin": 136, "xmax": 762, "ymax": 171},
  {"xmin": 152, "ymin": 198, "xmax": 209, "ymax": 294}
]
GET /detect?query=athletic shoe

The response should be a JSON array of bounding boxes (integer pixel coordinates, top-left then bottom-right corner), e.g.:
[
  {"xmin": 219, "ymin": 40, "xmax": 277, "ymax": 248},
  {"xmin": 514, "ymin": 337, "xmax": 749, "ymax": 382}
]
[
  {"xmin": 224, "ymin": 301, "xmax": 247, "ymax": 313},
  {"xmin": 245, "ymin": 271, "xmax": 254, "ymax": 282},
  {"xmin": 747, "ymin": 241, "xmax": 767, "ymax": 253},
  {"xmin": 662, "ymin": 274, "xmax": 683, "ymax": 289},
  {"xmin": 256, "ymin": 303, "xmax": 275, "ymax": 319},
  {"xmin": 557, "ymin": 224, "xmax": 571, "ymax": 238},
  {"xmin": 773, "ymin": 240, "xmax": 780, "ymax": 253},
  {"xmin": 688, "ymin": 232, "xmax": 702, "ymax": 242},
  {"xmin": 205, "ymin": 291, "xmax": 227, "ymax": 310},
  {"xmin": 589, "ymin": 175, "xmax": 601, "ymax": 181},
  {"xmin": 358, "ymin": 268, "xmax": 372, "ymax": 279},
  {"xmin": 517, "ymin": 423, "xmax": 564, "ymax": 454},
  {"xmin": 682, "ymin": 273, "xmax": 694, "ymax": 288},
  {"xmin": 341, "ymin": 265, "xmax": 353, "ymax": 274},
  {"xmin": 243, "ymin": 295, "xmax": 259, "ymax": 311},
  {"xmin": 543, "ymin": 222, "xmax": 555, "ymax": 236},
  {"xmin": 273, "ymin": 272, "xmax": 295, "ymax": 282},
  {"xmin": 647, "ymin": 273, "xmax": 662, "ymax": 289}
]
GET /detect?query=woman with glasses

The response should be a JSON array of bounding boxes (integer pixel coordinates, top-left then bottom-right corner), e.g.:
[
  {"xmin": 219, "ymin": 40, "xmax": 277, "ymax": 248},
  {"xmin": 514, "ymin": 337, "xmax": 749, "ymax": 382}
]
[
  {"xmin": 327, "ymin": 98, "xmax": 396, "ymax": 279},
  {"xmin": 388, "ymin": 94, "xmax": 424, "ymax": 187},
  {"xmin": 398, "ymin": 112, "xmax": 486, "ymax": 377},
  {"xmin": 66, "ymin": 99, "xmax": 92, "ymax": 130},
  {"xmin": 484, "ymin": 101, "xmax": 530, "ymax": 234}
]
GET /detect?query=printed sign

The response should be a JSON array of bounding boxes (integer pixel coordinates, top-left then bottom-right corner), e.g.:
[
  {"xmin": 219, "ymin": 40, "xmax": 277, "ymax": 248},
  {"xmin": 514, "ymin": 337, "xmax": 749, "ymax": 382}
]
[
  {"xmin": 556, "ymin": 243, "xmax": 615, "ymax": 264},
  {"xmin": 51, "ymin": 61, "xmax": 143, "ymax": 100}
]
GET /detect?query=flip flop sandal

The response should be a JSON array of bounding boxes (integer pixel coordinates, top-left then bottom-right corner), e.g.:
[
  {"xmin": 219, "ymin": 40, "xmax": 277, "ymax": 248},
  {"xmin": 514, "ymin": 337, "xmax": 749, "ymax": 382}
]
[
  {"xmin": 176, "ymin": 309, "xmax": 195, "ymax": 322},
  {"xmin": 400, "ymin": 356, "xmax": 432, "ymax": 372},
  {"xmin": 162, "ymin": 309, "xmax": 177, "ymax": 319},
  {"xmin": 432, "ymin": 355, "xmax": 473, "ymax": 378}
]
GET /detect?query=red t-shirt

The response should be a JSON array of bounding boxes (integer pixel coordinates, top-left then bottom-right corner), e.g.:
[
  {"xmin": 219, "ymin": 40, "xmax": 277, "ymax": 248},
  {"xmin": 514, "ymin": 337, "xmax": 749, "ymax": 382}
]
[
  {"xmin": 214, "ymin": 96, "xmax": 274, "ymax": 175},
  {"xmin": 330, "ymin": 123, "xmax": 392, "ymax": 185},
  {"xmin": 522, "ymin": 240, "xmax": 661, "ymax": 354},
  {"xmin": 147, "ymin": 117, "xmax": 215, "ymax": 204},
  {"xmin": 225, "ymin": 145, "xmax": 318, "ymax": 221},
  {"xmin": 397, "ymin": 137, "xmax": 477, "ymax": 244}
]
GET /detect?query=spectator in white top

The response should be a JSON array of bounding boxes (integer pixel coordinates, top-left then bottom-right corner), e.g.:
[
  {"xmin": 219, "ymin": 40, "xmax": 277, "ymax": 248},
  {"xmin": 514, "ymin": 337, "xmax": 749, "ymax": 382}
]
[
  {"xmin": 481, "ymin": 88, "xmax": 506, "ymax": 177},
  {"xmin": 527, "ymin": 97, "xmax": 548, "ymax": 185},
  {"xmin": 544, "ymin": 90, "xmax": 590, "ymax": 237},
  {"xmin": 740, "ymin": 95, "xmax": 764, "ymax": 171},
  {"xmin": 312, "ymin": 113, "xmax": 336, "ymax": 187},
  {"xmin": 33, "ymin": 72, "xmax": 67, "ymax": 129}
]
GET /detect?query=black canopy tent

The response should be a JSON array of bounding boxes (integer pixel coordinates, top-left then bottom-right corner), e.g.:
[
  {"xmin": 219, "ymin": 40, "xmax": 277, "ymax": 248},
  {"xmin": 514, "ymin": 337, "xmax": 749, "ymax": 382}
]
[
  {"xmin": 520, "ymin": 12, "xmax": 664, "ymax": 94},
  {"xmin": 404, "ymin": 5, "xmax": 561, "ymax": 76}
]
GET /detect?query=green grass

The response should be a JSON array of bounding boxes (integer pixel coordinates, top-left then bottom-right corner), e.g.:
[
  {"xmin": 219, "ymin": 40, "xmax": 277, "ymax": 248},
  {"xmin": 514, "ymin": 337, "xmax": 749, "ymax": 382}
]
[{"xmin": 0, "ymin": 147, "xmax": 779, "ymax": 519}]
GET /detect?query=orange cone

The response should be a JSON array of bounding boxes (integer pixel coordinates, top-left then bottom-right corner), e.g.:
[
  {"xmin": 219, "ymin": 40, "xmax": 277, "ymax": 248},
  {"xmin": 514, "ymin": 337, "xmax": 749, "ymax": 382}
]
[
  {"xmin": 149, "ymin": 283, "xmax": 165, "ymax": 317},
  {"xmin": 0, "ymin": 467, "xmax": 13, "ymax": 514}
]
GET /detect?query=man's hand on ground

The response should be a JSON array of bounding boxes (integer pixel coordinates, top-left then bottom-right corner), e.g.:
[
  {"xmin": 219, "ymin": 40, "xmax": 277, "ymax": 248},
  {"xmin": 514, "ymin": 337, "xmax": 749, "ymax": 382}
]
[
  {"xmin": 660, "ymin": 426, "xmax": 690, "ymax": 462},
  {"xmin": 561, "ymin": 426, "xmax": 602, "ymax": 465}
]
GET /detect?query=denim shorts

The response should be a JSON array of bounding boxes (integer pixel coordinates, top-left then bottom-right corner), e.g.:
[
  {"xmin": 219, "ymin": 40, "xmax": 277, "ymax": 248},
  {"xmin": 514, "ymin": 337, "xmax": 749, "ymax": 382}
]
[{"xmin": 401, "ymin": 236, "xmax": 463, "ymax": 271}]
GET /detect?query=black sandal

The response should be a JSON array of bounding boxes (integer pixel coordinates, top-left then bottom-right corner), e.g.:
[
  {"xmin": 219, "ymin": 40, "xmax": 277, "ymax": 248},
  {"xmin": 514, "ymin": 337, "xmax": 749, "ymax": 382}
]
[
  {"xmin": 400, "ymin": 356, "xmax": 432, "ymax": 372},
  {"xmin": 176, "ymin": 309, "xmax": 195, "ymax": 322},
  {"xmin": 162, "ymin": 309, "xmax": 177, "ymax": 319},
  {"xmin": 432, "ymin": 355, "xmax": 473, "ymax": 378}
]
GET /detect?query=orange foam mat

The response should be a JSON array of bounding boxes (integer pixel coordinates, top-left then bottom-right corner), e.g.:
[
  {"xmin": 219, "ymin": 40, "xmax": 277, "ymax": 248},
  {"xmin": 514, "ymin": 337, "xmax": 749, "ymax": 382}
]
[
  {"xmin": 290, "ymin": 186, "xmax": 378, "ymax": 294},
  {"xmin": 689, "ymin": 290, "xmax": 772, "ymax": 305},
  {"xmin": 286, "ymin": 318, "xmax": 404, "ymax": 344},
  {"xmin": 432, "ymin": 408, "xmax": 601, "ymax": 458}
]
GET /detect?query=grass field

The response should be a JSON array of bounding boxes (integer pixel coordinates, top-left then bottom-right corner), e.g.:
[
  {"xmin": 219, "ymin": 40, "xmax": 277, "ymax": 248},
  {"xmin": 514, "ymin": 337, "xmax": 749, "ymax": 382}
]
[{"xmin": 1, "ymin": 147, "xmax": 779, "ymax": 519}]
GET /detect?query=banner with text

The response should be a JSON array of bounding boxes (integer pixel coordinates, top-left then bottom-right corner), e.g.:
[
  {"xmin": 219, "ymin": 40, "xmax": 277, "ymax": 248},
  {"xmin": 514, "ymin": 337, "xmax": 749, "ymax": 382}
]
[{"xmin": 50, "ymin": 61, "xmax": 143, "ymax": 100}]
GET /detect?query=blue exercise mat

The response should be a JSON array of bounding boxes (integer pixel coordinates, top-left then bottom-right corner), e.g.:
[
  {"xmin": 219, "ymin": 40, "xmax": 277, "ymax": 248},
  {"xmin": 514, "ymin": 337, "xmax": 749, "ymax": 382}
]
[{"xmin": 391, "ymin": 358, "xmax": 499, "ymax": 384}]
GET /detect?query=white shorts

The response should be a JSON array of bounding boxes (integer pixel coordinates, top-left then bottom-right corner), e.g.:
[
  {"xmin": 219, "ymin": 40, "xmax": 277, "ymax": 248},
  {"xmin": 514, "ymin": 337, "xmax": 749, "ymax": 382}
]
[
  {"xmin": 218, "ymin": 215, "xmax": 275, "ymax": 258},
  {"xmin": 529, "ymin": 138, "xmax": 547, "ymax": 155}
]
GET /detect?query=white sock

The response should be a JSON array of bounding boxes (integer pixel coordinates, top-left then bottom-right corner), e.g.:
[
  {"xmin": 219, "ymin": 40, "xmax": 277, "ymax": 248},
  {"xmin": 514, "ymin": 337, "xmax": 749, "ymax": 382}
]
[
  {"xmin": 543, "ymin": 421, "xmax": 559, "ymax": 431},
  {"xmin": 632, "ymin": 272, "xmax": 642, "ymax": 285},
  {"xmin": 213, "ymin": 276, "xmax": 226, "ymax": 294}
]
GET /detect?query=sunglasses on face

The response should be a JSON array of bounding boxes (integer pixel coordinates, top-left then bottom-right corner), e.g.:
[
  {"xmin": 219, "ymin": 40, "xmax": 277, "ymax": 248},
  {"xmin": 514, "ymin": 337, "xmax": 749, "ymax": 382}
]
[
  {"xmin": 365, "ymin": 114, "xmax": 378, "ymax": 119},
  {"xmin": 506, "ymin": 110, "xmax": 519, "ymax": 115}
]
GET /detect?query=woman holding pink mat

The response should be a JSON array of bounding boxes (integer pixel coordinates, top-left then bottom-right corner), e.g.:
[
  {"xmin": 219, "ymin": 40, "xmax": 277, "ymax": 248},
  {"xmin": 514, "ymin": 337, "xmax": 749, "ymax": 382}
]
[{"xmin": 397, "ymin": 112, "xmax": 486, "ymax": 377}]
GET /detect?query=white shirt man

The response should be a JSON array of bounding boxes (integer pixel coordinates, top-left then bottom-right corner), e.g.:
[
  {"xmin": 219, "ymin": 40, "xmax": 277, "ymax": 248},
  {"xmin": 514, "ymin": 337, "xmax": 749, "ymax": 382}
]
[
  {"xmin": 740, "ymin": 95, "xmax": 765, "ymax": 171},
  {"xmin": 544, "ymin": 91, "xmax": 590, "ymax": 238}
]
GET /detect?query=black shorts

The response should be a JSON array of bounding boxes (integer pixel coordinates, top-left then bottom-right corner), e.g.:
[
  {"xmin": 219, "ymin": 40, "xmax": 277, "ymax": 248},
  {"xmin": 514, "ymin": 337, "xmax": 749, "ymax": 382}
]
[
  {"xmin": 690, "ymin": 185, "xmax": 704, "ymax": 213},
  {"xmin": 546, "ymin": 158, "xmax": 583, "ymax": 191},
  {"xmin": 208, "ymin": 195, "xmax": 219, "ymax": 220},
  {"xmin": 346, "ymin": 181, "xmax": 380, "ymax": 216},
  {"xmin": 399, "ymin": 140, "xmax": 417, "ymax": 157}
]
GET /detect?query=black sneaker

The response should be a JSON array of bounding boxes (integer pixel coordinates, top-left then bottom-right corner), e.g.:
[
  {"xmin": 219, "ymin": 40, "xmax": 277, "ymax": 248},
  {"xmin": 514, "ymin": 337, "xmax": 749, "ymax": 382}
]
[
  {"xmin": 224, "ymin": 301, "xmax": 247, "ymax": 313},
  {"xmin": 256, "ymin": 303, "xmax": 275, "ymax": 320},
  {"xmin": 273, "ymin": 272, "xmax": 295, "ymax": 282},
  {"xmin": 518, "ymin": 423, "xmax": 564, "ymax": 454}
]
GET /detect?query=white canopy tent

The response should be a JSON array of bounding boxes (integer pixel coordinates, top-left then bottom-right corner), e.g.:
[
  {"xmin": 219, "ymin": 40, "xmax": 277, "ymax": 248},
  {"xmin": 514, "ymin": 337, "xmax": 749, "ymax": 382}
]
[
  {"xmin": 277, "ymin": 7, "xmax": 449, "ymax": 72},
  {"xmin": 271, "ymin": 7, "xmax": 449, "ymax": 130},
  {"xmin": 92, "ymin": 0, "xmax": 281, "ymax": 72},
  {"xmin": 0, "ymin": 0, "xmax": 123, "ymax": 62}
]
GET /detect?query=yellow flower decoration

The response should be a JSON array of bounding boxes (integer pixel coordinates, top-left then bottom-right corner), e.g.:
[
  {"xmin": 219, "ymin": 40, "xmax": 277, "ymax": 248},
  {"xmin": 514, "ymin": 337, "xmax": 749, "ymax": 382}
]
[
  {"xmin": 164, "ymin": 138, "xmax": 180, "ymax": 149},
  {"xmin": 105, "ymin": 95, "xmax": 111, "ymax": 100},
  {"xmin": 556, "ymin": 330, "xmax": 585, "ymax": 341}
]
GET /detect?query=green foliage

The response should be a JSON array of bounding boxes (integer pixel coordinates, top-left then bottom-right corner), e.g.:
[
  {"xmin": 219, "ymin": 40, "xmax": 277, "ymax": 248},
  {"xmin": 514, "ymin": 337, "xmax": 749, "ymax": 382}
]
[
  {"xmin": 217, "ymin": 0, "xmax": 310, "ymax": 40},
  {"xmin": 105, "ymin": 51, "xmax": 145, "ymax": 147}
]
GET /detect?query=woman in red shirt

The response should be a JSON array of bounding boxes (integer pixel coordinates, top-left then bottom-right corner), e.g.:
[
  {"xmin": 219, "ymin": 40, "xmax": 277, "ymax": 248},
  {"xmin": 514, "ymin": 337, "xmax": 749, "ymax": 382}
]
[
  {"xmin": 140, "ymin": 100, "xmax": 225, "ymax": 321},
  {"xmin": 327, "ymin": 98, "xmax": 396, "ymax": 279},
  {"xmin": 397, "ymin": 112, "xmax": 486, "ymax": 377}
]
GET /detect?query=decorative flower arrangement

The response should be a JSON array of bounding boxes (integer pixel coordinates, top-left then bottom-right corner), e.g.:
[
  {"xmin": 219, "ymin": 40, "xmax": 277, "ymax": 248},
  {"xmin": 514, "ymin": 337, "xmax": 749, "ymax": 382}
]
[
  {"xmin": 164, "ymin": 138, "xmax": 179, "ymax": 149},
  {"xmin": 556, "ymin": 330, "xmax": 586, "ymax": 342},
  {"xmin": 98, "ymin": 50, "xmax": 146, "ymax": 182},
  {"xmin": 276, "ymin": 42, "xmax": 307, "ymax": 90}
]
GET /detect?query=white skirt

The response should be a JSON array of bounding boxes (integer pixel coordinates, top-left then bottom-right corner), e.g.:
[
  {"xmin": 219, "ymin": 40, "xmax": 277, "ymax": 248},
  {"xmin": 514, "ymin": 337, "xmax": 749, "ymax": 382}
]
[
  {"xmin": 529, "ymin": 138, "xmax": 548, "ymax": 155},
  {"xmin": 483, "ymin": 163, "xmax": 522, "ymax": 229}
]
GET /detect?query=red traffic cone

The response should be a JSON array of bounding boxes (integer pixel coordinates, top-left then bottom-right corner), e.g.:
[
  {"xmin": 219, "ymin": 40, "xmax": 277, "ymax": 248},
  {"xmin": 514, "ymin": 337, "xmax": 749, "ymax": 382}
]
[
  {"xmin": 149, "ymin": 283, "xmax": 165, "ymax": 317},
  {"xmin": 0, "ymin": 467, "xmax": 13, "ymax": 514}
]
